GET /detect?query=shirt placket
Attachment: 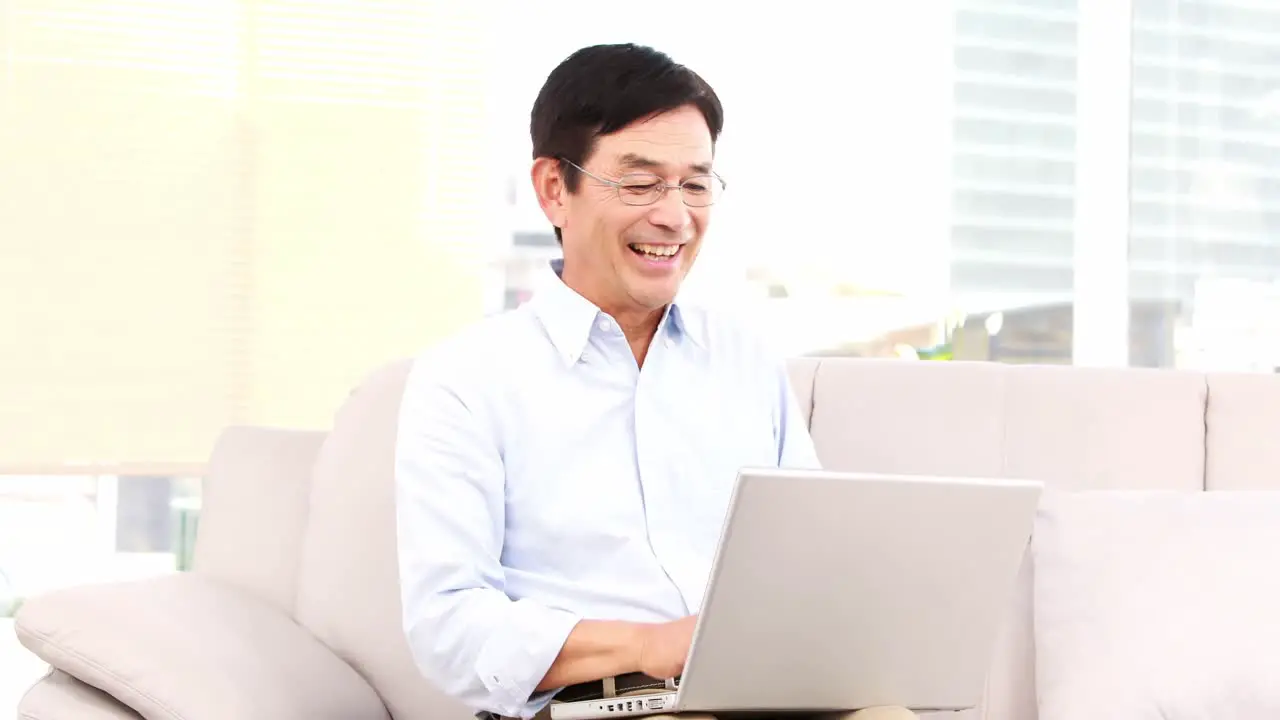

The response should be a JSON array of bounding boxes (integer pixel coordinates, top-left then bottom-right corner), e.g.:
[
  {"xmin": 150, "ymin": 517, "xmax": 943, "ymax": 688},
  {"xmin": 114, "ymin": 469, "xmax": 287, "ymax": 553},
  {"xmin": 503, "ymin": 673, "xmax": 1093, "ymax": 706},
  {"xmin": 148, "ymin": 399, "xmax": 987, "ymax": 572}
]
[{"xmin": 633, "ymin": 333, "xmax": 698, "ymax": 614}]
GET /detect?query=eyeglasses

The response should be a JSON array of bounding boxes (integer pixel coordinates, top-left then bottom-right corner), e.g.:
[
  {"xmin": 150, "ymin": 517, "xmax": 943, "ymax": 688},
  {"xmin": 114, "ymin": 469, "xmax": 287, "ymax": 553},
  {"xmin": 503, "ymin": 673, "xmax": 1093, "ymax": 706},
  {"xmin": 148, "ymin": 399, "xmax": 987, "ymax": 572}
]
[{"xmin": 561, "ymin": 158, "xmax": 726, "ymax": 207}]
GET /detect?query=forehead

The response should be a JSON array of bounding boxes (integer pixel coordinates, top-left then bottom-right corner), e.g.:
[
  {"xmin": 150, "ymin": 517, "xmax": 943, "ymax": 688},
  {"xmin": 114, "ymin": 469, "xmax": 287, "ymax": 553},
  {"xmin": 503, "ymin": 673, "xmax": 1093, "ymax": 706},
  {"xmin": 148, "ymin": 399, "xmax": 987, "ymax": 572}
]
[{"xmin": 591, "ymin": 105, "xmax": 714, "ymax": 174}]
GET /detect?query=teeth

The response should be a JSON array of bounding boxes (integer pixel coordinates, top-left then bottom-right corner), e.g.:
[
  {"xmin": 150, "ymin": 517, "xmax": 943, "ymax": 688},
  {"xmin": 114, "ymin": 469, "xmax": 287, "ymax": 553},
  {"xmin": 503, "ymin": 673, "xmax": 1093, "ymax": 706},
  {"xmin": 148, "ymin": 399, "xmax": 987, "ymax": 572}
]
[{"xmin": 631, "ymin": 243, "xmax": 679, "ymax": 257}]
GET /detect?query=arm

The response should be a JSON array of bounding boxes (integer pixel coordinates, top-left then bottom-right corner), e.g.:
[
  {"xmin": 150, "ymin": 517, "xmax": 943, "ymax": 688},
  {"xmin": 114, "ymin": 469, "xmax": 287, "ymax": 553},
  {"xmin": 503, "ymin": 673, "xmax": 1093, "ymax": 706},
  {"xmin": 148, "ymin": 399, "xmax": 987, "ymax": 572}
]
[
  {"xmin": 772, "ymin": 358, "xmax": 823, "ymax": 469},
  {"xmin": 538, "ymin": 615, "xmax": 698, "ymax": 691},
  {"xmin": 395, "ymin": 360, "xmax": 574, "ymax": 717},
  {"xmin": 533, "ymin": 620, "xmax": 647, "ymax": 692},
  {"xmin": 395, "ymin": 359, "xmax": 652, "ymax": 717}
]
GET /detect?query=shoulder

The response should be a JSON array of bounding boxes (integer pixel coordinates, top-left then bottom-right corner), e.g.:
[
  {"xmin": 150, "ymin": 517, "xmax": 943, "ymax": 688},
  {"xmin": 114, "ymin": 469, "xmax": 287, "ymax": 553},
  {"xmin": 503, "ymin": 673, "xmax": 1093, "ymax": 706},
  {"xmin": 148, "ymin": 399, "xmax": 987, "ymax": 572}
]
[
  {"xmin": 682, "ymin": 302, "xmax": 786, "ymax": 369},
  {"xmin": 402, "ymin": 306, "xmax": 541, "ymax": 403}
]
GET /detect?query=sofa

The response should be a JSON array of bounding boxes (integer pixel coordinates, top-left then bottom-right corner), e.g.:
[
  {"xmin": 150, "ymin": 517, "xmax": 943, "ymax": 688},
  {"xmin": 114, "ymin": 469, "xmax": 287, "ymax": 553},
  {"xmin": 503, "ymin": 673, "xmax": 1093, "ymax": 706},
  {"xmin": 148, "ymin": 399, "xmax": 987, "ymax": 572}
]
[{"xmin": 12, "ymin": 356, "xmax": 1280, "ymax": 720}]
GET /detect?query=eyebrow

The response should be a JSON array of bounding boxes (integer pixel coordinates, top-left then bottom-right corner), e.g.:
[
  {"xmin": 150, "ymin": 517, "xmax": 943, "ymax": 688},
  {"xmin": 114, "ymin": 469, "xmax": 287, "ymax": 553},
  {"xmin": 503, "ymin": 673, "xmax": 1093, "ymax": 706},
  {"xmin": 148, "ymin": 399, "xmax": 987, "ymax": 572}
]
[{"xmin": 618, "ymin": 152, "xmax": 713, "ymax": 175}]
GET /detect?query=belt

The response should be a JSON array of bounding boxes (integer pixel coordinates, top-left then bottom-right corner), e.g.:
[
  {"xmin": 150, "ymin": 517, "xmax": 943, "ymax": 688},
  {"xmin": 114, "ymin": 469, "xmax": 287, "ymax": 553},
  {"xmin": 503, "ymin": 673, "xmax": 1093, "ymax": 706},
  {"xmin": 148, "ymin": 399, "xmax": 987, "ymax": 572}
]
[{"xmin": 555, "ymin": 673, "xmax": 680, "ymax": 704}]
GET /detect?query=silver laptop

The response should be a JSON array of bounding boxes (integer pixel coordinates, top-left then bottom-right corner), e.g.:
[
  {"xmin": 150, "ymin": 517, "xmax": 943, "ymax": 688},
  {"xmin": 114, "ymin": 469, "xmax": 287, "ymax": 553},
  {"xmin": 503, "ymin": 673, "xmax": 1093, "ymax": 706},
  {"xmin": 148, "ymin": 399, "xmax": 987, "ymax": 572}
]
[{"xmin": 550, "ymin": 468, "xmax": 1043, "ymax": 719}]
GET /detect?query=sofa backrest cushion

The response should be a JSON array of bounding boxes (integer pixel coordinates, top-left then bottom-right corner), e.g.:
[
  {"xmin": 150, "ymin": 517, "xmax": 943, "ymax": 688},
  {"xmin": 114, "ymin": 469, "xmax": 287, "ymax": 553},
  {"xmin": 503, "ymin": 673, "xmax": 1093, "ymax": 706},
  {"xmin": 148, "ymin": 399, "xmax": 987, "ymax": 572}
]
[
  {"xmin": 805, "ymin": 358, "xmax": 1208, "ymax": 720},
  {"xmin": 292, "ymin": 359, "xmax": 471, "ymax": 720},
  {"xmin": 1205, "ymin": 372, "xmax": 1280, "ymax": 490},
  {"xmin": 194, "ymin": 426, "xmax": 325, "ymax": 614}
]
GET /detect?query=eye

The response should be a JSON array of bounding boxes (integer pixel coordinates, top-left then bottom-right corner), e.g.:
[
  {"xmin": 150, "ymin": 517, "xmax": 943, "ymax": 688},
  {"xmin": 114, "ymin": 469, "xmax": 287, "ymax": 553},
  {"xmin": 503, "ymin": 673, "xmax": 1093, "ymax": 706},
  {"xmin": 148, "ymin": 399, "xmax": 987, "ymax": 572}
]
[
  {"xmin": 618, "ymin": 173, "xmax": 663, "ymax": 197},
  {"xmin": 621, "ymin": 182, "xmax": 660, "ymax": 194}
]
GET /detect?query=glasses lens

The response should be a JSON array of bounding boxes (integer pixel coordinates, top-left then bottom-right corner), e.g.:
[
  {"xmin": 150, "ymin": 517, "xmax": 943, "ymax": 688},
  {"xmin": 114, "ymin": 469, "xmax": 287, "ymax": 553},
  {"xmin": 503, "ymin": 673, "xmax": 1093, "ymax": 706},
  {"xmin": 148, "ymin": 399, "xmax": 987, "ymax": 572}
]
[
  {"xmin": 680, "ymin": 175, "xmax": 721, "ymax": 207},
  {"xmin": 613, "ymin": 173, "xmax": 724, "ymax": 206},
  {"xmin": 616, "ymin": 174, "xmax": 665, "ymax": 206}
]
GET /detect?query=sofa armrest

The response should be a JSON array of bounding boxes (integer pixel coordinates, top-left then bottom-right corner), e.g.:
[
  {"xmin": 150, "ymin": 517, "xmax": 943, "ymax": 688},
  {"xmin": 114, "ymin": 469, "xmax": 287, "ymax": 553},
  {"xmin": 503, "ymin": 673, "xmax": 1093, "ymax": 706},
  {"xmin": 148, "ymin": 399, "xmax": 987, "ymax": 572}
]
[
  {"xmin": 18, "ymin": 669, "xmax": 143, "ymax": 720},
  {"xmin": 15, "ymin": 572, "xmax": 389, "ymax": 720}
]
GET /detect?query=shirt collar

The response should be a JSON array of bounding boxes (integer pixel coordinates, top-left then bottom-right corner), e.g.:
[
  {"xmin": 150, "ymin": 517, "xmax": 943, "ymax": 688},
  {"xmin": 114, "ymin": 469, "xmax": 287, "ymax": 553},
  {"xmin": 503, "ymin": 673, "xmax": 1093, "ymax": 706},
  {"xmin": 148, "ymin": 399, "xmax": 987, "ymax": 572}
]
[
  {"xmin": 665, "ymin": 299, "xmax": 705, "ymax": 350},
  {"xmin": 530, "ymin": 259, "xmax": 705, "ymax": 365}
]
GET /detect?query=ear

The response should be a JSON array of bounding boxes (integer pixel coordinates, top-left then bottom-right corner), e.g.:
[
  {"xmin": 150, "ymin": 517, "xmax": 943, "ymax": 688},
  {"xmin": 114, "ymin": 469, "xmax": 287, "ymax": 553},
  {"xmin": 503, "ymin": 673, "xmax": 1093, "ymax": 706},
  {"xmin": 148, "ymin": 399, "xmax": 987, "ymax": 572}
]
[{"xmin": 531, "ymin": 157, "xmax": 569, "ymax": 233}]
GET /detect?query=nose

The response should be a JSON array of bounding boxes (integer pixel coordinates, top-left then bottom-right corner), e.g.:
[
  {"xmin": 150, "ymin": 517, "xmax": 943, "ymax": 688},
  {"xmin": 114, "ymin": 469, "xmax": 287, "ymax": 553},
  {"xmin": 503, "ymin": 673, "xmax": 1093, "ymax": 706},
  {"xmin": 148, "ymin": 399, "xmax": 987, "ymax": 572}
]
[{"xmin": 646, "ymin": 187, "xmax": 693, "ymax": 234}]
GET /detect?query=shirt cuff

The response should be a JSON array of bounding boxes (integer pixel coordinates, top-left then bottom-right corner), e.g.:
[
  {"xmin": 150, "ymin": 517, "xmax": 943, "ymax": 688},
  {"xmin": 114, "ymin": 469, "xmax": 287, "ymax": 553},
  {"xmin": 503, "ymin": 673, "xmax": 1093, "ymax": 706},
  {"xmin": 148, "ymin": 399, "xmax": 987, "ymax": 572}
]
[{"xmin": 475, "ymin": 599, "xmax": 582, "ymax": 718}]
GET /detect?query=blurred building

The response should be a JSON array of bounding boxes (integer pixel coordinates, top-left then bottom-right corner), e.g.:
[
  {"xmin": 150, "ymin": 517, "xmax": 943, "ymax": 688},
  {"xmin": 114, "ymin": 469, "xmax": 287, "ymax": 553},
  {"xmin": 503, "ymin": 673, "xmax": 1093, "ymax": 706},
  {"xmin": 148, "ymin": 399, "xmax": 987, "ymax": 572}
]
[
  {"xmin": 949, "ymin": 0, "xmax": 1280, "ymax": 367},
  {"xmin": 1128, "ymin": 0, "xmax": 1280, "ymax": 368},
  {"xmin": 949, "ymin": 0, "xmax": 1079, "ymax": 311}
]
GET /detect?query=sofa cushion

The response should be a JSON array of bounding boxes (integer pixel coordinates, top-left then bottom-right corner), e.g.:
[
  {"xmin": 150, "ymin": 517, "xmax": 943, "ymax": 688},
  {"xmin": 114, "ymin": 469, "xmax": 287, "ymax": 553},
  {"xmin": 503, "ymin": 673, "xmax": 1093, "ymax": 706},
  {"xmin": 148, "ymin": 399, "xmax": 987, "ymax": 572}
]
[
  {"xmin": 1032, "ymin": 490, "xmax": 1280, "ymax": 720},
  {"xmin": 15, "ymin": 572, "xmax": 388, "ymax": 720},
  {"xmin": 18, "ymin": 670, "xmax": 142, "ymax": 720},
  {"xmin": 194, "ymin": 426, "xmax": 326, "ymax": 613},
  {"xmin": 293, "ymin": 359, "xmax": 472, "ymax": 720},
  {"xmin": 1205, "ymin": 372, "xmax": 1280, "ymax": 490},
  {"xmin": 1002, "ymin": 364, "xmax": 1206, "ymax": 491},
  {"xmin": 809, "ymin": 358, "xmax": 1009, "ymax": 477}
]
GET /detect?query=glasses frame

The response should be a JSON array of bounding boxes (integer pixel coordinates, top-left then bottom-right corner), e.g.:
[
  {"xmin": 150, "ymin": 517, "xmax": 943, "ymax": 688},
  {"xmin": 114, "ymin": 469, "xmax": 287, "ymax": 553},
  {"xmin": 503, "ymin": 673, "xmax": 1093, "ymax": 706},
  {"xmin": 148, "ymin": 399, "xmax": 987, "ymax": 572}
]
[{"xmin": 560, "ymin": 158, "xmax": 726, "ymax": 207}]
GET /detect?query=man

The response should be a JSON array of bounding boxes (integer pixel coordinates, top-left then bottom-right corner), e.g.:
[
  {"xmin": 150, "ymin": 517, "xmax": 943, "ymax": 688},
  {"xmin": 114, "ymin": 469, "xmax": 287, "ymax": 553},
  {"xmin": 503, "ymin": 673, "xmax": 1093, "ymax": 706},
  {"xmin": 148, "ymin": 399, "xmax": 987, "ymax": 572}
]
[{"xmin": 395, "ymin": 44, "xmax": 915, "ymax": 720}]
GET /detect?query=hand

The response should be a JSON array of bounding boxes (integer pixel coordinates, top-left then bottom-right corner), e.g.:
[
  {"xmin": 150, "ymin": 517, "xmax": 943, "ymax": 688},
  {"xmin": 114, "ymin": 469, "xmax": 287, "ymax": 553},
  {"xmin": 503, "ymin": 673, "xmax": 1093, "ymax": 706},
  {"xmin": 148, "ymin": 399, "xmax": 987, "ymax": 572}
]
[{"xmin": 636, "ymin": 615, "xmax": 697, "ymax": 679}]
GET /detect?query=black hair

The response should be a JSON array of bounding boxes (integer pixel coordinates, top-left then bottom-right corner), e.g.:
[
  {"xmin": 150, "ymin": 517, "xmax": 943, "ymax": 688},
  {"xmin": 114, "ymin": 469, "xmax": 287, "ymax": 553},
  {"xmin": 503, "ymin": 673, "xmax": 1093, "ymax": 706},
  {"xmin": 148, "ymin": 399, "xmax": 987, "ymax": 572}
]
[{"xmin": 530, "ymin": 43, "xmax": 724, "ymax": 243}]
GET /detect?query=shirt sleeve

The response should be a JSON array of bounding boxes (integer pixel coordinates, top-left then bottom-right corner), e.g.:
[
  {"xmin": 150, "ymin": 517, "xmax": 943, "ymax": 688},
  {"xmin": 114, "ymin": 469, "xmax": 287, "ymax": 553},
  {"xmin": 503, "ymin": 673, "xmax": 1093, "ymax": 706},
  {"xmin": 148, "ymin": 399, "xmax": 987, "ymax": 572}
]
[
  {"xmin": 395, "ymin": 357, "xmax": 582, "ymax": 719},
  {"xmin": 771, "ymin": 356, "xmax": 824, "ymax": 470}
]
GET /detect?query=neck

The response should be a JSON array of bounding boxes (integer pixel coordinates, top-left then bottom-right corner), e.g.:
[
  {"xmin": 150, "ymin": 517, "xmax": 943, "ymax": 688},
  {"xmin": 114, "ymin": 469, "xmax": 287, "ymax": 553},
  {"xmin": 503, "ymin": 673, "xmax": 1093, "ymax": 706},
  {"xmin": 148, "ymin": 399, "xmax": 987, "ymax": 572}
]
[
  {"xmin": 611, "ymin": 306, "xmax": 663, "ymax": 367},
  {"xmin": 611, "ymin": 307, "xmax": 664, "ymax": 345},
  {"xmin": 560, "ymin": 260, "xmax": 665, "ymax": 364}
]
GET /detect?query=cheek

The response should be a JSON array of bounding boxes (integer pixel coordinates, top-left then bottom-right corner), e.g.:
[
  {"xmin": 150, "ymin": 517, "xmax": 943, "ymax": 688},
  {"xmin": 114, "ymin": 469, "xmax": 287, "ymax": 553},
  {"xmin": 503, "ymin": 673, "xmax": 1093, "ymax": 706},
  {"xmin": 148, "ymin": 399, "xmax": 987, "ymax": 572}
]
[
  {"xmin": 610, "ymin": 209, "xmax": 653, "ymax": 240},
  {"xmin": 574, "ymin": 195, "xmax": 628, "ymax": 233}
]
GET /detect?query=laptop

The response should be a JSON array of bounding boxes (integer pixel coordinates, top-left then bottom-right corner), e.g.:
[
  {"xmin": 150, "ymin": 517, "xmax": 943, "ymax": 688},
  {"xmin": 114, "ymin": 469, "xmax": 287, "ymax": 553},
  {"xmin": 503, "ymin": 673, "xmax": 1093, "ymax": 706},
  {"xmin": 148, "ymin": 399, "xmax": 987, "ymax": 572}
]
[{"xmin": 549, "ymin": 468, "xmax": 1043, "ymax": 719}]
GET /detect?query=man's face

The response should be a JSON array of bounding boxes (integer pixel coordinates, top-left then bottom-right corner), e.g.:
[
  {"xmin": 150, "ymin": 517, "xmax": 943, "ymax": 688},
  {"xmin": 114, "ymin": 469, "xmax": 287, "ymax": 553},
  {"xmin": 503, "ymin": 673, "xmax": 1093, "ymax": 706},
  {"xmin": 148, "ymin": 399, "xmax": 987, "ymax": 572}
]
[{"xmin": 545, "ymin": 105, "xmax": 716, "ymax": 314}]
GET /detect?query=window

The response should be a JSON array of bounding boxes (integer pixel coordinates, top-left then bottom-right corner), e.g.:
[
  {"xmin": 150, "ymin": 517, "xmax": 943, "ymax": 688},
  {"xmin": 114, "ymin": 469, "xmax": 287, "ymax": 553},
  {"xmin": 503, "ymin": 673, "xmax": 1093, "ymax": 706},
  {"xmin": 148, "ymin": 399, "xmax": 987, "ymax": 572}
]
[
  {"xmin": 0, "ymin": 0, "xmax": 497, "ymax": 604},
  {"xmin": 1129, "ymin": 0, "xmax": 1280, "ymax": 371}
]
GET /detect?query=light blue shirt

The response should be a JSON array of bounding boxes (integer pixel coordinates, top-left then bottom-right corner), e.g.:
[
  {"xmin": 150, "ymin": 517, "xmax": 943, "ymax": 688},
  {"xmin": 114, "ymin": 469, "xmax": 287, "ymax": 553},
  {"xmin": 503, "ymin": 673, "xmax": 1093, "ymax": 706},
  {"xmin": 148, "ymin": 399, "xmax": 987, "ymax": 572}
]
[{"xmin": 394, "ymin": 261, "xmax": 821, "ymax": 719}]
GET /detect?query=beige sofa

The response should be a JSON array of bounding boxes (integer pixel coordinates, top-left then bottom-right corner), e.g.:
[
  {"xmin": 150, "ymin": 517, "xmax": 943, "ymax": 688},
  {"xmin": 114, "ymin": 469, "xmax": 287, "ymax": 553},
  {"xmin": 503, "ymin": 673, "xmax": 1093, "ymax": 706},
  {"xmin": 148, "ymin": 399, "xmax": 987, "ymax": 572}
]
[{"xmin": 12, "ymin": 357, "xmax": 1280, "ymax": 720}]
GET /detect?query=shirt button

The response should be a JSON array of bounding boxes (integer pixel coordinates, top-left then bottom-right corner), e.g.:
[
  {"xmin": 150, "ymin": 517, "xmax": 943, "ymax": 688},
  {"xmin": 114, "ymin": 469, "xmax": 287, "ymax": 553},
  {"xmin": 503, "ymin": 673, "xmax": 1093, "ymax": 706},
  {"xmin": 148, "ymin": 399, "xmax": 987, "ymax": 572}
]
[
  {"xmin": 665, "ymin": 338, "xmax": 674, "ymax": 348},
  {"xmin": 597, "ymin": 318, "xmax": 612, "ymax": 332}
]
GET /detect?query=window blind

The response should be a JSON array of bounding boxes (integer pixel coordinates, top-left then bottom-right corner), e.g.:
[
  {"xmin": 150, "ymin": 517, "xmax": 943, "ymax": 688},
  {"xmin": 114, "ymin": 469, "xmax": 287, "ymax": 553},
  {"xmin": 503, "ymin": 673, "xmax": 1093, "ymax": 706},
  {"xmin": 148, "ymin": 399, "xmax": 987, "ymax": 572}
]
[{"xmin": 0, "ymin": 0, "xmax": 496, "ymax": 473}]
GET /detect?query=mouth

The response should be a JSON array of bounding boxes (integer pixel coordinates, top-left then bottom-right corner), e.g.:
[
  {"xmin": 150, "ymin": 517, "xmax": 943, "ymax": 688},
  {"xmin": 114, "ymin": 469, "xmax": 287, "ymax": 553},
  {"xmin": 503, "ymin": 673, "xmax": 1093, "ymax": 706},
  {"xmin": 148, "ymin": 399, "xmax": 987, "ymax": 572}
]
[{"xmin": 627, "ymin": 242, "xmax": 683, "ymax": 264}]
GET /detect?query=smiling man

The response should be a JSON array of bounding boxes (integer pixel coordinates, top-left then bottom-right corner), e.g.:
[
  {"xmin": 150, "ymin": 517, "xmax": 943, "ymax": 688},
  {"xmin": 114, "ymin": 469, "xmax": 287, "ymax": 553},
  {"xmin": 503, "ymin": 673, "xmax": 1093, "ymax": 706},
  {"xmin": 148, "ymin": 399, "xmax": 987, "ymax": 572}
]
[{"xmin": 394, "ymin": 44, "xmax": 905, "ymax": 720}]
